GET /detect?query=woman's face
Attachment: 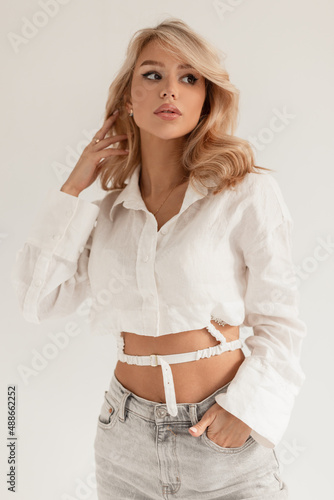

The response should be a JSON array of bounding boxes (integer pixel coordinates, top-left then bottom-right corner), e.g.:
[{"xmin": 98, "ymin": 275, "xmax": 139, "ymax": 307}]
[{"xmin": 127, "ymin": 40, "xmax": 206, "ymax": 141}]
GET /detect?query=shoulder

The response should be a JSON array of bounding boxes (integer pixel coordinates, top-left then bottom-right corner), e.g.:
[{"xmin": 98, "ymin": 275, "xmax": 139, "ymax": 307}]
[
  {"xmin": 225, "ymin": 171, "xmax": 294, "ymax": 252},
  {"xmin": 235, "ymin": 170, "xmax": 280, "ymax": 197},
  {"xmin": 234, "ymin": 170, "xmax": 293, "ymax": 223}
]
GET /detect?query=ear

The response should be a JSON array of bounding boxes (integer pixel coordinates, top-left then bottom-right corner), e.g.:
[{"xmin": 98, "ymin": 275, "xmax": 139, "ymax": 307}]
[{"xmin": 123, "ymin": 96, "xmax": 132, "ymax": 115}]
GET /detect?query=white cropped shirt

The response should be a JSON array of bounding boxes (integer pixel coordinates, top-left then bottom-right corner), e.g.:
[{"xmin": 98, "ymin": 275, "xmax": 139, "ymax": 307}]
[{"xmin": 11, "ymin": 163, "xmax": 307, "ymax": 449}]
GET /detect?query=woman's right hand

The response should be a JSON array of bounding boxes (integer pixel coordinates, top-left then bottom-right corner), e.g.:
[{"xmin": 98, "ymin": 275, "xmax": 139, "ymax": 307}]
[{"xmin": 60, "ymin": 111, "xmax": 129, "ymax": 197}]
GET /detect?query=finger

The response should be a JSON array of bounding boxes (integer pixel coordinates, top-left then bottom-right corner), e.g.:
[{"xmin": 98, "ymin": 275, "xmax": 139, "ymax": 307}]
[
  {"xmin": 189, "ymin": 406, "xmax": 218, "ymax": 437},
  {"xmin": 94, "ymin": 148, "xmax": 129, "ymax": 162},
  {"xmin": 93, "ymin": 112, "xmax": 120, "ymax": 143},
  {"xmin": 91, "ymin": 134, "xmax": 129, "ymax": 150}
]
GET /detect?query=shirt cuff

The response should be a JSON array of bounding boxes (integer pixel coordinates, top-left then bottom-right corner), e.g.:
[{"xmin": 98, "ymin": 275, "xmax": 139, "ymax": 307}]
[
  {"xmin": 214, "ymin": 356, "xmax": 303, "ymax": 448},
  {"xmin": 25, "ymin": 188, "xmax": 100, "ymax": 262}
]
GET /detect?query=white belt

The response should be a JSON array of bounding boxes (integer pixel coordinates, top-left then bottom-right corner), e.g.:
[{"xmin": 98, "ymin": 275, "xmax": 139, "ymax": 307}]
[{"xmin": 116, "ymin": 321, "xmax": 243, "ymax": 417}]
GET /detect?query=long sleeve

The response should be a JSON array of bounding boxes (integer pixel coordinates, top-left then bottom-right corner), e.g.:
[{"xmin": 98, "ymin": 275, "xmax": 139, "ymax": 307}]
[
  {"xmin": 215, "ymin": 175, "xmax": 307, "ymax": 448},
  {"xmin": 11, "ymin": 187, "xmax": 101, "ymax": 323}
]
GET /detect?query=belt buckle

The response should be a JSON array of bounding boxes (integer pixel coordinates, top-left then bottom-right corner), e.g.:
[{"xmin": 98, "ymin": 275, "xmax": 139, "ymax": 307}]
[{"xmin": 150, "ymin": 354, "xmax": 159, "ymax": 367}]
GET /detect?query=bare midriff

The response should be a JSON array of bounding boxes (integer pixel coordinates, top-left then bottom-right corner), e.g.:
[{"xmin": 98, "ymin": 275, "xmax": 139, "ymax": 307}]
[{"xmin": 114, "ymin": 320, "xmax": 245, "ymax": 404}]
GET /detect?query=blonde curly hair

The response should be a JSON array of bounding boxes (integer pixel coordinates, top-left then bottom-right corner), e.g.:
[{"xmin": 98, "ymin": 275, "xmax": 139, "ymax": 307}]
[{"xmin": 98, "ymin": 17, "xmax": 271, "ymax": 195}]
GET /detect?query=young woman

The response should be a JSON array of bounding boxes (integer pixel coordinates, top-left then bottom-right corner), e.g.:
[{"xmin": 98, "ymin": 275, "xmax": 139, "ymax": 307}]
[{"xmin": 12, "ymin": 17, "xmax": 306, "ymax": 499}]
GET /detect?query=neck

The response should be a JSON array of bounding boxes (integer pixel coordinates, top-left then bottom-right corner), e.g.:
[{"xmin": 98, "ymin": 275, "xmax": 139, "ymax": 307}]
[{"xmin": 139, "ymin": 132, "xmax": 189, "ymax": 198}]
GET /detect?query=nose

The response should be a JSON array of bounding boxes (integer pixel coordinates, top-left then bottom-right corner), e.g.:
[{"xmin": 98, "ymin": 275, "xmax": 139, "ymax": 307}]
[
  {"xmin": 160, "ymin": 89, "xmax": 176, "ymax": 99},
  {"xmin": 159, "ymin": 72, "xmax": 179, "ymax": 99},
  {"xmin": 160, "ymin": 78, "xmax": 177, "ymax": 99}
]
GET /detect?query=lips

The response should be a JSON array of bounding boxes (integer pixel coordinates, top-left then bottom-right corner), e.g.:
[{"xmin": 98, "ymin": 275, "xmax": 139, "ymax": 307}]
[{"xmin": 154, "ymin": 104, "xmax": 181, "ymax": 115}]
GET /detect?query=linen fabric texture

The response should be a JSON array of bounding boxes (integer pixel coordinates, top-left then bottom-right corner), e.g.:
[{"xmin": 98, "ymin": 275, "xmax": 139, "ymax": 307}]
[{"xmin": 11, "ymin": 163, "xmax": 307, "ymax": 449}]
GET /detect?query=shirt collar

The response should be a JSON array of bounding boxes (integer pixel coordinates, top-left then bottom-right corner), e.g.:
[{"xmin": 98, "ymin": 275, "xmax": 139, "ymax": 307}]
[{"xmin": 109, "ymin": 163, "xmax": 209, "ymax": 220}]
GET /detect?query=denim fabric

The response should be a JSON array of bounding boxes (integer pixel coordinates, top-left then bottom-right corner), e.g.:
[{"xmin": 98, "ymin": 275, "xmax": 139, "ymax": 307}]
[{"xmin": 94, "ymin": 372, "xmax": 288, "ymax": 499}]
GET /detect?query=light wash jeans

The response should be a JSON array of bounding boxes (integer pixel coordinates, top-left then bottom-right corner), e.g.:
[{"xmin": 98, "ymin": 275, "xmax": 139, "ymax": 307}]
[{"xmin": 94, "ymin": 371, "xmax": 288, "ymax": 499}]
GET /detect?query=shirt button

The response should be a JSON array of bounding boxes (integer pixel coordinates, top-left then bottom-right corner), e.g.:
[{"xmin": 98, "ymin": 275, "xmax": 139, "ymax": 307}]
[
  {"xmin": 94, "ymin": 220, "xmax": 98, "ymax": 227},
  {"xmin": 160, "ymin": 227, "xmax": 168, "ymax": 235},
  {"xmin": 34, "ymin": 279, "xmax": 42, "ymax": 287},
  {"xmin": 143, "ymin": 255, "xmax": 149, "ymax": 262}
]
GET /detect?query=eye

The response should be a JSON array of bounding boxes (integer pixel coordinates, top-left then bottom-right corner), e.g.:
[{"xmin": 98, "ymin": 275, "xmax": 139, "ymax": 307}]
[
  {"xmin": 142, "ymin": 71, "xmax": 161, "ymax": 81},
  {"xmin": 142, "ymin": 71, "xmax": 199, "ymax": 85},
  {"xmin": 181, "ymin": 74, "xmax": 199, "ymax": 85}
]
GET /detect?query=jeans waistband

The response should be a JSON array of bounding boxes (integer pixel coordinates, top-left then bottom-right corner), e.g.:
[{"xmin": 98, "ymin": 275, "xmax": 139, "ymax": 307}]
[{"xmin": 108, "ymin": 371, "xmax": 231, "ymax": 424}]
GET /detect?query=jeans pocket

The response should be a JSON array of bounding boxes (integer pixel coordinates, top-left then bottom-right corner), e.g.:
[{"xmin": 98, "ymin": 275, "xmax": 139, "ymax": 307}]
[
  {"xmin": 97, "ymin": 390, "xmax": 119, "ymax": 430},
  {"xmin": 201, "ymin": 429, "xmax": 256, "ymax": 454}
]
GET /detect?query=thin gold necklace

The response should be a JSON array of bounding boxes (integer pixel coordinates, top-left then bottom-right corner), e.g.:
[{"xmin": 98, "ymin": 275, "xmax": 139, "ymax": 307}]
[{"xmin": 139, "ymin": 172, "xmax": 188, "ymax": 217}]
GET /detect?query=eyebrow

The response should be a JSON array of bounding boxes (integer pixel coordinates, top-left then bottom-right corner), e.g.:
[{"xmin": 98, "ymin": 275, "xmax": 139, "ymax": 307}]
[{"xmin": 139, "ymin": 60, "xmax": 196, "ymax": 70}]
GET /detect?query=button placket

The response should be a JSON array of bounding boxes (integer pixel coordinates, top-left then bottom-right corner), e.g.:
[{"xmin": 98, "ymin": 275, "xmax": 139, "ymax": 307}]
[{"xmin": 136, "ymin": 215, "xmax": 159, "ymax": 333}]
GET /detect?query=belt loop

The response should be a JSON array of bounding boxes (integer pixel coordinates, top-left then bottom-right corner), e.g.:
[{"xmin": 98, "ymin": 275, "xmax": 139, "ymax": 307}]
[
  {"xmin": 118, "ymin": 390, "xmax": 132, "ymax": 423},
  {"xmin": 188, "ymin": 404, "xmax": 198, "ymax": 427}
]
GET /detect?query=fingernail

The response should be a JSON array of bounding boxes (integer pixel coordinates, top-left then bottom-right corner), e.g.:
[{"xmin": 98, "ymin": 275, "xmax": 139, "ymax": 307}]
[
  {"xmin": 112, "ymin": 109, "xmax": 119, "ymax": 115},
  {"xmin": 189, "ymin": 427, "xmax": 197, "ymax": 433}
]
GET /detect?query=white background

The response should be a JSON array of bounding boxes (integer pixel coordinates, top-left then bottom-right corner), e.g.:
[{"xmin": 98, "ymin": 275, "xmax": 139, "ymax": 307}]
[{"xmin": 1, "ymin": 0, "xmax": 333, "ymax": 498}]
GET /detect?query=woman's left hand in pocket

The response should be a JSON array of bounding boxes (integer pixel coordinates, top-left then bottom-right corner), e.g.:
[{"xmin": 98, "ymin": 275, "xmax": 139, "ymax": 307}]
[{"xmin": 188, "ymin": 402, "xmax": 252, "ymax": 448}]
